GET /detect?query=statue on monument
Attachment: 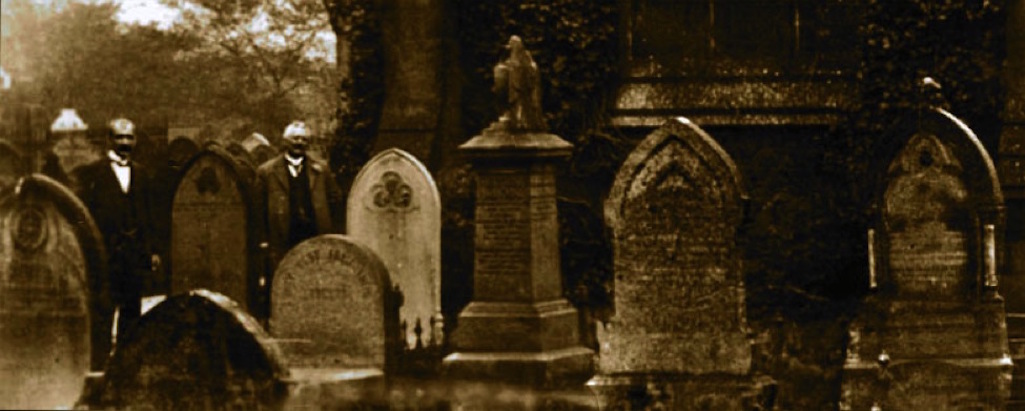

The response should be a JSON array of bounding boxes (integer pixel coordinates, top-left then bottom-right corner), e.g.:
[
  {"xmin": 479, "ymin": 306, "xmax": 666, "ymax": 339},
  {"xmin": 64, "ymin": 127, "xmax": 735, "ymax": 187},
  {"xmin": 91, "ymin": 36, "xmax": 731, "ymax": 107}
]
[{"xmin": 492, "ymin": 35, "xmax": 547, "ymax": 131}]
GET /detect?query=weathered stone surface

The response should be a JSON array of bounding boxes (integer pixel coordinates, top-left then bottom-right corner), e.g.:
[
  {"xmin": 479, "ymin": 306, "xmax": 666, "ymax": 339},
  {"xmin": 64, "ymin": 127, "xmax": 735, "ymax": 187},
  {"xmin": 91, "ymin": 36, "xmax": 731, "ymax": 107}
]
[
  {"xmin": 599, "ymin": 117, "xmax": 749, "ymax": 375},
  {"xmin": 348, "ymin": 148, "xmax": 442, "ymax": 348},
  {"xmin": 94, "ymin": 289, "xmax": 290, "ymax": 411},
  {"xmin": 49, "ymin": 131, "xmax": 101, "ymax": 182},
  {"xmin": 167, "ymin": 136, "xmax": 200, "ymax": 170},
  {"xmin": 172, "ymin": 147, "xmax": 260, "ymax": 315},
  {"xmin": 270, "ymin": 235, "xmax": 393, "ymax": 370},
  {"xmin": 842, "ymin": 108, "xmax": 1011, "ymax": 411},
  {"xmin": 0, "ymin": 175, "xmax": 104, "ymax": 409},
  {"xmin": 0, "ymin": 139, "xmax": 25, "ymax": 188},
  {"xmin": 444, "ymin": 123, "xmax": 593, "ymax": 387}
]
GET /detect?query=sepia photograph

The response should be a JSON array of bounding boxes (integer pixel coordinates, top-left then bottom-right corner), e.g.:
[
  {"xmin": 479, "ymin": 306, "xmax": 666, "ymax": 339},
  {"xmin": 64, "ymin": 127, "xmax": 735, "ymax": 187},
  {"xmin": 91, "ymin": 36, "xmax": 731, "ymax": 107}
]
[{"xmin": 0, "ymin": 0, "xmax": 1019, "ymax": 409}]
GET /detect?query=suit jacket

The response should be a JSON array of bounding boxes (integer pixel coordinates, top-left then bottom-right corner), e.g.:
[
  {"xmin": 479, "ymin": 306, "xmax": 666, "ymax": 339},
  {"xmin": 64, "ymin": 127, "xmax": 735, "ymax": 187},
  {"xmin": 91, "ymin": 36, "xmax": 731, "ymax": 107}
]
[
  {"xmin": 256, "ymin": 155, "xmax": 341, "ymax": 264},
  {"xmin": 75, "ymin": 158, "xmax": 158, "ymax": 301}
]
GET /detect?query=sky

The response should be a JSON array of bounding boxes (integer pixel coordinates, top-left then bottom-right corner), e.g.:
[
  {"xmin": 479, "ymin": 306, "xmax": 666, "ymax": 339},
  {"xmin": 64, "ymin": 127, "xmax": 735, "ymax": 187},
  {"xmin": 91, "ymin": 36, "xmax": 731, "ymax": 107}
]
[{"xmin": 114, "ymin": 0, "xmax": 179, "ymax": 29}]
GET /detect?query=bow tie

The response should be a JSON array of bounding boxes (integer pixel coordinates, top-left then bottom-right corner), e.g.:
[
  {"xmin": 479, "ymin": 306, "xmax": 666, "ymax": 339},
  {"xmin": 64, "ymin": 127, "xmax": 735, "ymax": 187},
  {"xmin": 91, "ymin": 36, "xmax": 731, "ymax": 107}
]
[{"xmin": 111, "ymin": 159, "xmax": 130, "ymax": 167}]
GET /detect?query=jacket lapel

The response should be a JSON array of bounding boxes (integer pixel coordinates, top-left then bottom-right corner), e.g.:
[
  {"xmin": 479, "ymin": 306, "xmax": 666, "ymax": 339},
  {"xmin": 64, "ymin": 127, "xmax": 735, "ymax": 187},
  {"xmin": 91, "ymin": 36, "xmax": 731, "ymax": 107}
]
[
  {"xmin": 308, "ymin": 162, "xmax": 321, "ymax": 191},
  {"xmin": 273, "ymin": 157, "xmax": 290, "ymax": 191}
]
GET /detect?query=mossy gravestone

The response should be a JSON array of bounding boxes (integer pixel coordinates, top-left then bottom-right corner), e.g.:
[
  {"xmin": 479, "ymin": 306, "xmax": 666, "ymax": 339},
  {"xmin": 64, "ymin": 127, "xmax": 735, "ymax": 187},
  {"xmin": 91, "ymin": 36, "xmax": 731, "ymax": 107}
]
[
  {"xmin": 590, "ymin": 118, "xmax": 772, "ymax": 410},
  {"xmin": 348, "ymin": 148, "xmax": 442, "ymax": 349},
  {"xmin": 0, "ymin": 175, "xmax": 104, "ymax": 409},
  {"xmin": 94, "ymin": 289, "xmax": 290, "ymax": 410},
  {"xmin": 171, "ymin": 147, "xmax": 260, "ymax": 316},
  {"xmin": 841, "ymin": 108, "xmax": 1011, "ymax": 411},
  {"xmin": 270, "ymin": 235, "xmax": 394, "ymax": 372}
]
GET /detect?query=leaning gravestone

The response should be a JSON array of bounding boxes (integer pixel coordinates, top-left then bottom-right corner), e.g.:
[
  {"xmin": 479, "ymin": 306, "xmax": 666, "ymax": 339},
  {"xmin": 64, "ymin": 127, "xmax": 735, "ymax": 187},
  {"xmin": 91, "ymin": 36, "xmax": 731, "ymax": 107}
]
[
  {"xmin": 348, "ymin": 148, "xmax": 442, "ymax": 348},
  {"xmin": 270, "ymin": 234, "xmax": 395, "ymax": 371},
  {"xmin": 171, "ymin": 147, "xmax": 260, "ymax": 316},
  {"xmin": 0, "ymin": 175, "xmax": 106, "ymax": 409},
  {"xmin": 590, "ymin": 118, "xmax": 772, "ymax": 410},
  {"xmin": 93, "ymin": 289, "xmax": 290, "ymax": 411},
  {"xmin": 841, "ymin": 108, "xmax": 1011, "ymax": 410}
]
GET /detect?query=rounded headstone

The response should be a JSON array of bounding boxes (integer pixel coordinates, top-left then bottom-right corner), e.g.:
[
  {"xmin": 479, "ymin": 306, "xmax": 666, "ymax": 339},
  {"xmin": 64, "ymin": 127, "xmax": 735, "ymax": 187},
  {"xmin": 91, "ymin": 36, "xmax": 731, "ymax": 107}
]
[
  {"xmin": 348, "ymin": 148, "xmax": 442, "ymax": 348},
  {"xmin": 0, "ymin": 175, "xmax": 104, "ymax": 409},
  {"xmin": 270, "ymin": 235, "xmax": 392, "ymax": 370},
  {"xmin": 96, "ymin": 289, "xmax": 290, "ymax": 410}
]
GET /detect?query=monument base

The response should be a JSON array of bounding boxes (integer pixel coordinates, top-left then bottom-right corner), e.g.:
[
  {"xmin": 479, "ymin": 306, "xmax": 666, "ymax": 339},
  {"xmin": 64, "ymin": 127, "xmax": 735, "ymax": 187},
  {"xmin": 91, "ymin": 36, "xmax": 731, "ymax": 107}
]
[
  {"xmin": 586, "ymin": 373, "xmax": 776, "ymax": 411},
  {"xmin": 443, "ymin": 346, "xmax": 594, "ymax": 388},
  {"xmin": 840, "ymin": 358, "xmax": 1011, "ymax": 411}
]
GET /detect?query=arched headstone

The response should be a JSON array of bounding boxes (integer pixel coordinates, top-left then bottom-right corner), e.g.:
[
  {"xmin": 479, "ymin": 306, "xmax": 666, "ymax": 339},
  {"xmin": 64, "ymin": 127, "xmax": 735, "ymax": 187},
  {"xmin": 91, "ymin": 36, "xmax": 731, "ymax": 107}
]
[
  {"xmin": 94, "ymin": 290, "xmax": 290, "ymax": 410},
  {"xmin": 0, "ymin": 175, "xmax": 106, "ymax": 409},
  {"xmin": 270, "ymin": 235, "xmax": 393, "ymax": 371},
  {"xmin": 348, "ymin": 148, "xmax": 442, "ymax": 348},
  {"xmin": 841, "ymin": 108, "xmax": 1010, "ymax": 410},
  {"xmin": 171, "ymin": 148, "xmax": 260, "ymax": 316},
  {"xmin": 591, "ymin": 118, "xmax": 770, "ymax": 410}
]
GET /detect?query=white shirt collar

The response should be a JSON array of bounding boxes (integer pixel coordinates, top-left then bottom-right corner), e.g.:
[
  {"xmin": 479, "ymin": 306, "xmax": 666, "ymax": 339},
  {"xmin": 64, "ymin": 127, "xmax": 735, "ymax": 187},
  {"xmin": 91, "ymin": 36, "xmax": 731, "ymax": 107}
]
[
  {"xmin": 284, "ymin": 153, "xmax": 304, "ymax": 167},
  {"xmin": 108, "ymin": 150, "xmax": 130, "ymax": 166}
]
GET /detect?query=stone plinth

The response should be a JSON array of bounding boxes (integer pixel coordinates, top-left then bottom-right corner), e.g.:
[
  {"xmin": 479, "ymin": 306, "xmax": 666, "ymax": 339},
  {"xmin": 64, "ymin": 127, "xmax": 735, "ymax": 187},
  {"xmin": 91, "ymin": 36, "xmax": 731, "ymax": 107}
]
[
  {"xmin": 841, "ymin": 108, "xmax": 1011, "ymax": 410},
  {"xmin": 443, "ymin": 123, "xmax": 594, "ymax": 387}
]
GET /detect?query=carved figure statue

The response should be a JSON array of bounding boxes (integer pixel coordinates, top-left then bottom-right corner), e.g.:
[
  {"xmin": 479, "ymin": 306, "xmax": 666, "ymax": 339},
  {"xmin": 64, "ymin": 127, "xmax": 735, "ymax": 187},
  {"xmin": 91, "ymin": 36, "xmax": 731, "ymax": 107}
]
[{"xmin": 492, "ymin": 35, "xmax": 547, "ymax": 131}]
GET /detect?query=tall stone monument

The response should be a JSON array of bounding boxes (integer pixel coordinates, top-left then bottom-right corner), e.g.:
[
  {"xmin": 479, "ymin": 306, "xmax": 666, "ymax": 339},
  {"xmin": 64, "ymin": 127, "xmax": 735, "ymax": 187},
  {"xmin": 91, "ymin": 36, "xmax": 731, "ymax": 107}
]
[
  {"xmin": 171, "ymin": 147, "xmax": 260, "ymax": 316},
  {"xmin": 840, "ymin": 107, "xmax": 1012, "ymax": 410},
  {"xmin": 348, "ymin": 148, "xmax": 443, "ymax": 348},
  {"xmin": 0, "ymin": 175, "xmax": 106, "ymax": 409},
  {"xmin": 47, "ymin": 108, "xmax": 100, "ymax": 187},
  {"xmin": 442, "ymin": 36, "xmax": 593, "ymax": 387},
  {"xmin": 589, "ymin": 117, "xmax": 772, "ymax": 410}
]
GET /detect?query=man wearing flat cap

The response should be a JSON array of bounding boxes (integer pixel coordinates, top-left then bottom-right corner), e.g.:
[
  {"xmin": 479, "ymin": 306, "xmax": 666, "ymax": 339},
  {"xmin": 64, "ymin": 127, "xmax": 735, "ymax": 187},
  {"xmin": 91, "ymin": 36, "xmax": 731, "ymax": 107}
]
[
  {"xmin": 255, "ymin": 121, "xmax": 342, "ymax": 315},
  {"xmin": 75, "ymin": 118, "xmax": 160, "ymax": 362}
]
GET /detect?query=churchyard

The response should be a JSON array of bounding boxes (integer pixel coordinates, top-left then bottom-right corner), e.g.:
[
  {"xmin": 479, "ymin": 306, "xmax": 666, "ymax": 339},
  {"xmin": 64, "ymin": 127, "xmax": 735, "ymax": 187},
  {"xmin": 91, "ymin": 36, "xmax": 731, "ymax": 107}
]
[
  {"xmin": 0, "ymin": 85, "xmax": 1020, "ymax": 410},
  {"xmin": 4, "ymin": 1, "xmax": 1025, "ymax": 405}
]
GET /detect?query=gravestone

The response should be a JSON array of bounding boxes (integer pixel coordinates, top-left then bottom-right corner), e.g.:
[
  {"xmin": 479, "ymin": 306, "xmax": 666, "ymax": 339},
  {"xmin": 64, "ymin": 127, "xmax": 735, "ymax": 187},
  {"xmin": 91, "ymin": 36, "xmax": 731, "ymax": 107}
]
[
  {"xmin": 0, "ymin": 175, "xmax": 106, "ymax": 409},
  {"xmin": 270, "ymin": 234, "xmax": 395, "ymax": 371},
  {"xmin": 92, "ymin": 289, "xmax": 290, "ymax": 411},
  {"xmin": 589, "ymin": 117, "xmax": 771, "ymax": 410},
  {"xmin": 0, "ymin": 139, "xmax": 25, "ymax": 188},
  {"xmin": 348, "ymin": 148, "xmax": 442, "ymax": 348},
  {"xmin": 171, "ymin": 147, "xmax": 260, "ymax": 316},
  {"xmin": 168, "ymin": 137, "xmax": 200, "ymax": 171},
  {"xmin": 841, "ymin": 108, "xmax": 1011, "ymax": 410}
]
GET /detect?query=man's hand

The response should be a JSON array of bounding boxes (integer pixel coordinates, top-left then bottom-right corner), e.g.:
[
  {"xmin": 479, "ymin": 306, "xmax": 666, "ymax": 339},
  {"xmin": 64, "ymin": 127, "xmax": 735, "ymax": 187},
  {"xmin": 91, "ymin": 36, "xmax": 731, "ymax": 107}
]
[{"xmin": 151, "ymin": 254, "xmax": 161, "ymax": 271}]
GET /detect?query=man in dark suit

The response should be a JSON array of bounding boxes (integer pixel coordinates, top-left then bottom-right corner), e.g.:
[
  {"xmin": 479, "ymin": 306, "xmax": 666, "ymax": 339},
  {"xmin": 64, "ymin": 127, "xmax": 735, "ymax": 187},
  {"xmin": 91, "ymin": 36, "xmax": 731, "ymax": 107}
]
[
  {"xmin": 75, "ymin": 118, "xmax": 160, "ymax": 358},
  {"xmin": 255, "ymin": 121, "xmax": 342, "ymax": 317}
]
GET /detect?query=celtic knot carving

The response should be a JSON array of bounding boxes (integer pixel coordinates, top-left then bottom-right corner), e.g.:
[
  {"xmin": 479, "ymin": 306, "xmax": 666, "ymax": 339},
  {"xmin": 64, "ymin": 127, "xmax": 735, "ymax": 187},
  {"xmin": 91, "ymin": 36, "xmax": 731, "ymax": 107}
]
[{"xmin": 371, "ymin": 171, "xmax": 412, "ymax": 210}]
